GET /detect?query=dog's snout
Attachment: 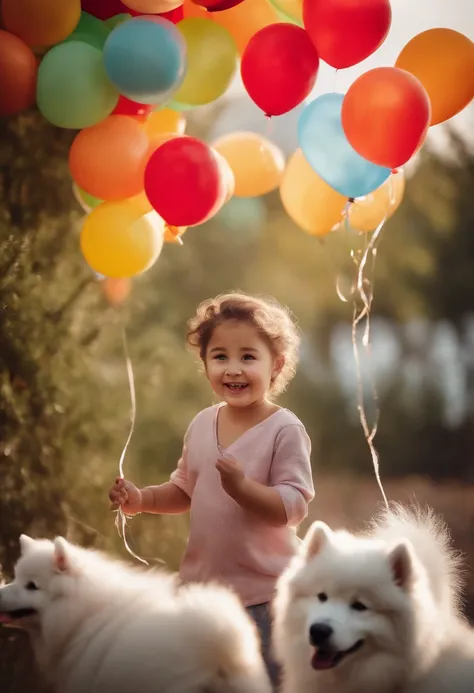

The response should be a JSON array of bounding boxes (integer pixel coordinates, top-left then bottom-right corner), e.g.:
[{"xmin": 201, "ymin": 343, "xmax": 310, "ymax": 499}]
[{"xmin": 309, "ymin": 622, "xmax": 333, "ymax": 647}]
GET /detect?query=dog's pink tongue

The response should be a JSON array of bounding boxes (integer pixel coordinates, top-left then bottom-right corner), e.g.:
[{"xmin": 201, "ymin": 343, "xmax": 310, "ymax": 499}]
[
  {"xmin": 311, "ymin": 650, "xmax": 335, "ymax": 670},
  {"xmin": 0, "ymin": 613, "xmax": 13, "ymax": 624}
]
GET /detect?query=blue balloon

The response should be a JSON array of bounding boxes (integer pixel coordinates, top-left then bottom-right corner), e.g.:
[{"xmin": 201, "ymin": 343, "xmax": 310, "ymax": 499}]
[
  {"xmin": 298, "ymin": 93, "xmax": 390, "ymax": 199},
  {"xmin": 103, "ymin": 17, "xmax": 186, "ymax": 105}
]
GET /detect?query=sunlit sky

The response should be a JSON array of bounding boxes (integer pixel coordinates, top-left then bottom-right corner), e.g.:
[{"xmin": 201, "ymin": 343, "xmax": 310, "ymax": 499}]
[{"xmin": 208, "ymin": 0, "xmax": 474, "ymax": 155}]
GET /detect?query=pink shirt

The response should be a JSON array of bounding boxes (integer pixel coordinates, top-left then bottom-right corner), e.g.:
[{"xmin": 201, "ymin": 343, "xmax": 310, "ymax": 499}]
[{"xmin": 169, "ymin": 404, "xmax": 314, "ymax": 606}]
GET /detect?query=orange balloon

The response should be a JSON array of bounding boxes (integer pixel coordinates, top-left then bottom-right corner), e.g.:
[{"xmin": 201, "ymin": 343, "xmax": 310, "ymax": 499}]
[
  {"xmin": 69, "ymin": 116, "xmax": 150, "ymax": 201},
  {"xmin": 342, "ymin": 67, "xmax": 431, "ymax": 169},
  {"xmin": 209, "ymin": 0, "xmax": 279, "ymax": 54},
  {"xmin": 3, "ymin": 0, "xmax": 81, "ymax": 47},
  {"xmin": 396, "ymin": 29, "xmax": 474, "ymax": 126},
  {"xmin": 0, "ymin": 31, "xmax": 37, "ymax": 115},
  {"xmin": 183, "ymin": 0, "xmax": 208, "ymax": 18},
  {"xmin": 100, "ymin": 277, "xmax": 132, "ymax": 307},
  {"xmin": 164, "ymin": 224, "xmax": 187, "ymax": 243},
  {"xmin": 280, "ymin": 149, "xmax": 346, "ymax": 236}
]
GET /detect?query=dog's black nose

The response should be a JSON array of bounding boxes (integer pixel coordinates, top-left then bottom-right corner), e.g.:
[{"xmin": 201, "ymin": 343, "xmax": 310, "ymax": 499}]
[{"xmin": 309, "ymin": 622, "xmax": 333, "ymax": 646}]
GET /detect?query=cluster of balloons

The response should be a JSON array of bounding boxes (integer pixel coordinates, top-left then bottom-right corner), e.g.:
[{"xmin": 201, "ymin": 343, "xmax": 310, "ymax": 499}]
[{"xmin": 1, "ymin": 0, "xmax": 473, "ymax": 283}]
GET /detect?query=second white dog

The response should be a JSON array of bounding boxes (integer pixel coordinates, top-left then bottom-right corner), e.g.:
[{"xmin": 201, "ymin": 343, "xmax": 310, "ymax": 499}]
[{"xmin": 273, "ymin": 505, "xmax": 474, "ymax": 693}]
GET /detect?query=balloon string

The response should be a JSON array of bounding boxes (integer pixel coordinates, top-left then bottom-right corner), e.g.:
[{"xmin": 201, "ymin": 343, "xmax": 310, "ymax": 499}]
[
  {"xmin": 351, "ymin": 217, "xmax": 389, "ymax": 510},
  {"xmin": 332, "ymin": 193, "xmax": 390, "ymax": 509},
  {"xmin": 114, "ymin": 322, "xmax": 149, "ymax": 566}
]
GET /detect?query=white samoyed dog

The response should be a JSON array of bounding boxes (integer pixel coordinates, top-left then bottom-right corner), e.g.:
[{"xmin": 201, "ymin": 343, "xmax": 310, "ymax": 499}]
[
  {"xmin": 273, "ymin": 505, "xmax": 474, "ymax": 693},
  {"xmin": 0, "ymin": 535, "xmax": 272, "ymax": 693}
]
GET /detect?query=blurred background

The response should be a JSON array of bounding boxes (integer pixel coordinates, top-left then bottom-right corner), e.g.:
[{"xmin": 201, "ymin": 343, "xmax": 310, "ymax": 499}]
[{"xmin": 1, "ymin": 0, "xmax": 474, "ymax": 690}]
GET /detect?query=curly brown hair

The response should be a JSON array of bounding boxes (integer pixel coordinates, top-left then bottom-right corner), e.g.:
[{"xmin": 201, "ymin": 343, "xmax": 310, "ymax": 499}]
[{"xmin": 186, "ymin": 292, "xmax": 300, "ymax": 396}]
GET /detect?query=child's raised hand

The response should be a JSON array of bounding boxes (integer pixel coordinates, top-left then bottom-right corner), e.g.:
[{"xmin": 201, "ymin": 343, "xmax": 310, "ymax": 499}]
[
  {"xmin": 216, "ymin": 457, "xmax": 246, "ymax": 498},
  {"xmin": 108, "ymin": 478, "xmax": 142, "ymax": 515}
]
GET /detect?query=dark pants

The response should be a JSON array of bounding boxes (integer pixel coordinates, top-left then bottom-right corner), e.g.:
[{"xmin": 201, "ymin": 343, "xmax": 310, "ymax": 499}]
[{"xmin": 247, "ymin": 602, "xmax": 281, "ymax": 691}]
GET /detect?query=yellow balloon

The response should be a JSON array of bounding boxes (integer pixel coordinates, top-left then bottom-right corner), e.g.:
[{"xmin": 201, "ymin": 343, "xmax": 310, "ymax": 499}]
[
  {"xmin": 212, "ymin": 132, "xmax": 285, "ymax": 198},
  {"xmin": 81, "ymin": 201, "xmax": 164, "ymax": 278},
  {"xmin": 280, "ymin": 150, "xmax": 346, "ymax": 236},
  {"xmin": 349, "ymin": 170, "xmax": 405, "ymax": 232},
  {"xmin": 144, "ymin": 109, "xmax": 186, "ymax": 153},
  {"xmin": 174, "ymin": 18, "xmax": 238, "ymax": 106},
  {"xmin": 214, "ymin": 150, "xmax": 235, "ymax": 204},
  {"xmin": 396, "ymin": 29, "xmax": 474, "ymax": 126},
  {"xmin": 144, "ymin": 109, "xmax": 186, "ymax": 138}
]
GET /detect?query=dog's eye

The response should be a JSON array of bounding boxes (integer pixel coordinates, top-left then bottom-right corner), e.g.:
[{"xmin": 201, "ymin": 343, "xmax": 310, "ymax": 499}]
[
  {"xmin": 25, "ymin": 581, "xmax": 39, "ymax": 591},
  {"xmin": 351, "ymin": 600, "xmax": 368, "ymax": 611},
  {"xmin": 317, "ymin": 592, "xmax": 328, "ymax": 602}
]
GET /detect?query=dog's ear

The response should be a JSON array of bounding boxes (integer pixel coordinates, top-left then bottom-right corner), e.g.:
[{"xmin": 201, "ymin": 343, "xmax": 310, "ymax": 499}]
[
  {"xmin": 301, "ymin": 521, "xmax": 332, "ymax": 559},
  {"xmin": 19, "ymin": 535, "xmax": 35, "ymax": 554},
  {"xmin": 53, "ymin": 537, "xmax": 72, "ymax": 574},
  {"xmin": 387, "ymin": 540, "xmax": 414, "ymax": 591}
]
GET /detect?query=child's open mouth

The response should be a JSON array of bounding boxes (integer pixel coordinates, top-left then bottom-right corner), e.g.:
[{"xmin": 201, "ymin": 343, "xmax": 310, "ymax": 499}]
[{"xmin": 224, "ymin": 383, "xmax": 248, "ymax": 391}]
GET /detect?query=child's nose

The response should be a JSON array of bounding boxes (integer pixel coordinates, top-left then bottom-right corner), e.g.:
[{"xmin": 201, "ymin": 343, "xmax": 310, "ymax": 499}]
[{"xmin": 225, "ymin": 362, "xmax": 243, "ymax": 375}]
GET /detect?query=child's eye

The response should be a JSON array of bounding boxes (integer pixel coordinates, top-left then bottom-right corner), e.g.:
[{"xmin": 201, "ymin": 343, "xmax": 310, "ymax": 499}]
[
  {"xmin": 213, "ymin": 354, "xmax": 227, "ymax": 360},
  {"xmin": 242, "ymin": 354, "xmax": 256, "ymax": 360}
]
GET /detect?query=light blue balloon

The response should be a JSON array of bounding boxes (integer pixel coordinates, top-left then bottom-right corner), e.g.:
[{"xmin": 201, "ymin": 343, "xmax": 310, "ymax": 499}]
[
  {"xmin": 298, "ymin": 93, "xmax": 390, "ymax": 199},
  {"xmin": 103, "ymin": 17, "xmax": 186, "ymax": 105}
]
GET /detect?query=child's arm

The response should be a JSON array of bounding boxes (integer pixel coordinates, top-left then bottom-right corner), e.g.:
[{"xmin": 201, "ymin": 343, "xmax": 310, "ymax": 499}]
[
  {"xmin": 109, "ymin": 448, "xmax": 191, "ymax": 515},
  {"xmin": 140, "ymin": 482, "xmax": 190, "ymax": 514},
  {"xmin": 142, "ymin": 448, "xmax": 192, "ymax": 513}
]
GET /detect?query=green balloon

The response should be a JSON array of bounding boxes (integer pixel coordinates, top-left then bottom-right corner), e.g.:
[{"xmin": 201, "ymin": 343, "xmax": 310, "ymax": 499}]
[
  {"xmin": 166, "ymin": 99, "xmax": 197, "ymax": 113},
  {"xmin": 73, "ymin": 184, "xmax": 102, "ymax": 212},
  {"xmin": 268, "ymin": 0, "xmax": 303, "ymax": 25},
  {"xmin": 37, "ymin": 42, "xmax": 119, "ymax": 129},
  {"xmin": 64, "ymin": 12, "xmax": 110, "ymax": 50},
  {"xmin": 105, "ymin": 14, "xmax": 132, "ymax": 31}
]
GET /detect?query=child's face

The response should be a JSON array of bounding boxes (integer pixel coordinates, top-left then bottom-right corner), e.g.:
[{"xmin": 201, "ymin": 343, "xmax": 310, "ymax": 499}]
[{"xmin": 204, "ymin": 319, "xmax": 283, "ymax": 408}]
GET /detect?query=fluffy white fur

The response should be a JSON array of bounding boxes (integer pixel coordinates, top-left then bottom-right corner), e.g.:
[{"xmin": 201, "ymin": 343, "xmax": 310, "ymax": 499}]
[
  {"xmin": 273, "ymin": 504, "xmax": 474, "ymax": 693},
  {"xmin": 0, "ymin": 536, "xmax": 272, "ymax": 693}
]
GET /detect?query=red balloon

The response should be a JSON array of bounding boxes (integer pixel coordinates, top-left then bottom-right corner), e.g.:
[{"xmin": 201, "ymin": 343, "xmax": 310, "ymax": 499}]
[
  {"xmin": 112, "ymin": 95, "xmax": 154, "ymax": 119},
  {"xmin": 128, "ymin": 6, "xmax": 184, "ymax": 21},
  {"xmin": 144, "ymin": 137, "xmax": 220, "ymax": 226},
  {"xmin": 241, "ymin": 24, "xmax": 319, "ymax": 117},
  {"xmin": 192, "ymin": 0, "xmax": 244, "ymax": 10},
  {"xmin": 303, "ymin": 0, "xmax": 391, "ymax": 69},
  {"xmin": 0, "ymin": 30, "xmax": 37, "ymax": 116},
  {"xmin": 81, "ymin": 0, "xmax": 126, "ymax": 19},
  {"xmin": 342, "ymin": 67, "xmax": 431, "ymax": 169}
]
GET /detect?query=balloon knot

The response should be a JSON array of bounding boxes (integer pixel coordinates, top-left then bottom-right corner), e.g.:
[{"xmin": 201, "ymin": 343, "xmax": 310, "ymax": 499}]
[{"xmin": 348, "ymin": 197, "xmax": 355, "ymax": 204}]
